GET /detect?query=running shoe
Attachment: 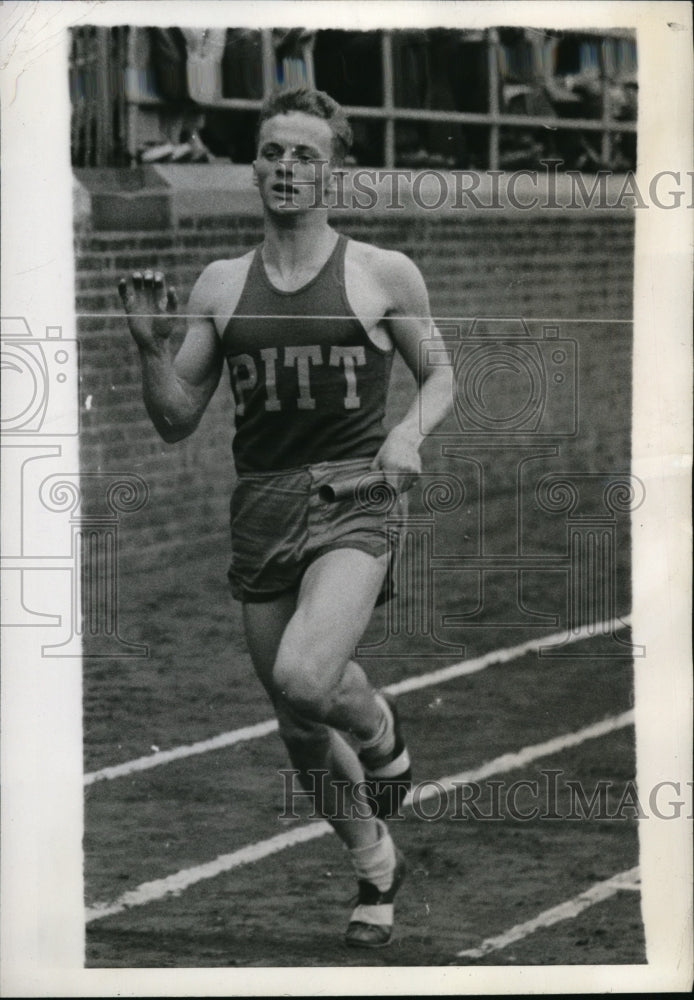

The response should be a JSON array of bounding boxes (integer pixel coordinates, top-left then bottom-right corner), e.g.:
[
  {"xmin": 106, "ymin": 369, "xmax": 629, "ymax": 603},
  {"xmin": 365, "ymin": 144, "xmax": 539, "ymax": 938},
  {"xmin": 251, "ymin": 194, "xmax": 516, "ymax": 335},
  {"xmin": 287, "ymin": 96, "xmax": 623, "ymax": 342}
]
[{"xmin": 345, "ymin": 848, "xmax": 407, "ymax": 948}]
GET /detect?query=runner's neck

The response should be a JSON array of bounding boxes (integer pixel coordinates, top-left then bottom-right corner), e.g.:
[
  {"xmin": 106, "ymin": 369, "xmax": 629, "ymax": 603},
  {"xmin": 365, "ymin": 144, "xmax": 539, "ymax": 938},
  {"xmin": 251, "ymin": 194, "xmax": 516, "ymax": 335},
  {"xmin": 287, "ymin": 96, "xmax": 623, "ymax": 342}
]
[{"xmin": 261, "ymin": 224, "xmax": 339, "ymax": 291}]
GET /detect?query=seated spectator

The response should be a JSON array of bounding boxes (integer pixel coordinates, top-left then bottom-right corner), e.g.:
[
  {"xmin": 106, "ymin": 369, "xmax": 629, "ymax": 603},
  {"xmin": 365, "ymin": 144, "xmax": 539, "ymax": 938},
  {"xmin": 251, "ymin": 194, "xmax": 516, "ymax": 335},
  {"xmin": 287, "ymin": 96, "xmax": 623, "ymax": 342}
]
[{"xmin": 144, "ymin": 27, "xmax": 225, "ymax": 162}]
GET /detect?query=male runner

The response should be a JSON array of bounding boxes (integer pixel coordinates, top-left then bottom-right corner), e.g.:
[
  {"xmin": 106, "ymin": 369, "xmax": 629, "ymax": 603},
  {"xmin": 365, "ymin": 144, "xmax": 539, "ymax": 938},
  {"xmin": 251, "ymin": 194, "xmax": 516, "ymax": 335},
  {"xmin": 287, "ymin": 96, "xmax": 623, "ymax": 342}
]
[{"xmin": 119, "ymin": 87, "xmax": 453, "ymax": 948}]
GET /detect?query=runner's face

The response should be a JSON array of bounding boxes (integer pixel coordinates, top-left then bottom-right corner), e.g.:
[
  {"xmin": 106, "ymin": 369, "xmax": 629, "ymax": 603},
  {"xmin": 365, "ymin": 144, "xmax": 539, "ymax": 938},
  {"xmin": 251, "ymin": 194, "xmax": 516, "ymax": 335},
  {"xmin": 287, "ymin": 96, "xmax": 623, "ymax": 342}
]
[{"xmin": 253, "ymin": 112, "xmax": 335, "ymax": 213}]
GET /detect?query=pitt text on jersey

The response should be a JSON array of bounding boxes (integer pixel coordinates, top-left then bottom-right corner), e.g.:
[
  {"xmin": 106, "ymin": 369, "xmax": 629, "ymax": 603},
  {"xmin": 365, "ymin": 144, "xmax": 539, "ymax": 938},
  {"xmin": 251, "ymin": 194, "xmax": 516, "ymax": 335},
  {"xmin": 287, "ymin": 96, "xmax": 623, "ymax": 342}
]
[{"xmin": 229, "ymin": 344, "xmax": 367, "ymax": 414}]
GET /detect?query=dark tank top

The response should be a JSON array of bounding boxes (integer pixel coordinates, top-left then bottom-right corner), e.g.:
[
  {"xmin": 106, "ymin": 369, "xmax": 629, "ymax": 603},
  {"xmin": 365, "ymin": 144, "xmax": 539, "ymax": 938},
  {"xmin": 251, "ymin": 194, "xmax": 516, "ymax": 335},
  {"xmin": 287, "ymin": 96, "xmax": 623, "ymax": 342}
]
[{"xmin": 222, "ymin": 234, "xmax": 394, "ymax": 473}]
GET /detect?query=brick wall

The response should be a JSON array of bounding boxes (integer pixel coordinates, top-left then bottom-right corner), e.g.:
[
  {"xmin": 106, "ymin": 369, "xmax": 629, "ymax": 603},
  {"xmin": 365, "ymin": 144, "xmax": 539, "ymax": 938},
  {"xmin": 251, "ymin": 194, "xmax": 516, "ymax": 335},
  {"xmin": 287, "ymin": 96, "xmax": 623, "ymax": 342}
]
[{"xmin": 75, "ymin": 211, "xmax": 634, "ymax": 573}]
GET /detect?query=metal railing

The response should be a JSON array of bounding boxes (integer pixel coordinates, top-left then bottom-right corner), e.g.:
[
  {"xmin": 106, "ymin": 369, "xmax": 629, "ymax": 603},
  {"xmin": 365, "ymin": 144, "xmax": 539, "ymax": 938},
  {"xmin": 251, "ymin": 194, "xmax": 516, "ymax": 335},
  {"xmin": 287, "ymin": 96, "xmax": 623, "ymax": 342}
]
[
  {"xmin": 70, "ymin": 26, "xmax": 637, "ymax": 170},
  {"xmin": 71, "ymin": 26, "xmax": 130, "ymax": 166}
]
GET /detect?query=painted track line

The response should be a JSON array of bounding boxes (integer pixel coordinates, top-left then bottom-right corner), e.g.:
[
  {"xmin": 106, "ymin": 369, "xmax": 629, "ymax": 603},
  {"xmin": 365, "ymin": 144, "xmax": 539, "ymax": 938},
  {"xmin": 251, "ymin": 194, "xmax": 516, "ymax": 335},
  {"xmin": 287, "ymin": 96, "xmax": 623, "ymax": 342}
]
[
  {"xmin": 86, "ymin": 821, "xmax": 331, "ymax": 924},
  {"xmin": 85, "ymin": 708, "xmax": 633, "ymax": 923},
  {"xmin": 455, "ymin": 866, "xmax": 641, "ymax": 960},
  {"xmin": 84, "ymin": 615, "xmax": 631, "ymax": 786},
  {"xmin": 84, "ymin": 719, "xmax": 279, "ymax": 786}
]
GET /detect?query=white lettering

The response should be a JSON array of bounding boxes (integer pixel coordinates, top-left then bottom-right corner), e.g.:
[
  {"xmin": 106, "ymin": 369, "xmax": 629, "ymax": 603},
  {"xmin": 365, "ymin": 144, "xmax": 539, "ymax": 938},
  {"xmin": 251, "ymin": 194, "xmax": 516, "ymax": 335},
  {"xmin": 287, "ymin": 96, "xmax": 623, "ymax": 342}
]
[
  {"xmin": 229, "ymin": 354, "xmax": 257, "ymax": 417},
  {"xmin": 284, "ymin": 345, "xmax": 323, "ymax": 410},
  {"xmin": 260, "ymin": 347, "xmax": 281, "ymax": 411},
  {"xmin": 330, "ymin": 346, "xmax": 366, "ymax": 409}
]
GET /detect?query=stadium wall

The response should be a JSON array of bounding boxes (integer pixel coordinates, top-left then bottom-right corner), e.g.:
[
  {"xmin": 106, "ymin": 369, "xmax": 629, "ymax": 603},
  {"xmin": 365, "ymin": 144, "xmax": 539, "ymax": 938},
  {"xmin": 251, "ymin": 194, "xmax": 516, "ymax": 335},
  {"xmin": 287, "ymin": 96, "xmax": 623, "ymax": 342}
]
[{"xmin": 74, "ymin": 180, "xmax": 635, "ymax": 575}]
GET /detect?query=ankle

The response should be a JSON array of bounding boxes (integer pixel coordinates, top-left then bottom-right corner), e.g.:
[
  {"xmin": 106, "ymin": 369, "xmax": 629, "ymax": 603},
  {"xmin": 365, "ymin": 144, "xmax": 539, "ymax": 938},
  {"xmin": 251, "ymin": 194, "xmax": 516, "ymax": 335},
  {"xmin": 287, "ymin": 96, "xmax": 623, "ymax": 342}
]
[{"xmin": 348, "ymin": 819, "xmax": 396, "ymax": 892}]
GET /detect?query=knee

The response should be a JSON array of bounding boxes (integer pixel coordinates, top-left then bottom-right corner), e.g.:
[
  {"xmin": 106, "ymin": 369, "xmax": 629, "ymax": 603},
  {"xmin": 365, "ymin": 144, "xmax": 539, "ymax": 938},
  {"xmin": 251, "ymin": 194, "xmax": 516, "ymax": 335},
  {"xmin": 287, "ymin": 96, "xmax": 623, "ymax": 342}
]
[{"xmin": 273, "ymin": 643, "xmax": 336, "ymax": 720}]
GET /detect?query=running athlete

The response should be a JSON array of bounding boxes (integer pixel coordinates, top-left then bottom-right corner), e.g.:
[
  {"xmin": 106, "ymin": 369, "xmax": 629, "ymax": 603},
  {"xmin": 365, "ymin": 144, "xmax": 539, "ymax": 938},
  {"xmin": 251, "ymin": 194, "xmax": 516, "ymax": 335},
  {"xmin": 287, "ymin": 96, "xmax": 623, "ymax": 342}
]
[{"xmin": 118, "ymin": 88, "xmax": 453, "ymax": 948}]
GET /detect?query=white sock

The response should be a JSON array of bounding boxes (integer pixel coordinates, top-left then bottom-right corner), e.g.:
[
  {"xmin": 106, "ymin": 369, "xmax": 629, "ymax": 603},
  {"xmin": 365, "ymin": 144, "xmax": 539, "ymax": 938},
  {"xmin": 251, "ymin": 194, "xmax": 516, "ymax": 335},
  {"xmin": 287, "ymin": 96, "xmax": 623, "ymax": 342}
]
[
  {"xmin": 360, "ymin": 693, "xmax": 395, "ymax": 759},
  {"xmin": 348, "ymin": 819, "xmax": 396, "ymax": 892}
]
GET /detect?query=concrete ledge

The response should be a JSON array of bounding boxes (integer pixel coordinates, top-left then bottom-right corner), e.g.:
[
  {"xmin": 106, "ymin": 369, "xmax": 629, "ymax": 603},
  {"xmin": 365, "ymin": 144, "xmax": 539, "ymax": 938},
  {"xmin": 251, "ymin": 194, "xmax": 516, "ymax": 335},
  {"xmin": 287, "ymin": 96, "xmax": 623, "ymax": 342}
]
[
  {"xmin": 152, "ymin": 164, "xmax": 261, "ymax": 220},
  {"xmin": 153, "ymin": 164, "xmax": 639, "ymax": 220},
  {"xmin": 73, "ymin": 165, "xmax": 640, "ymax": 230},
  {"xmin": 74, "ymin": 166, "xmax": 172, "ymax": 230}
]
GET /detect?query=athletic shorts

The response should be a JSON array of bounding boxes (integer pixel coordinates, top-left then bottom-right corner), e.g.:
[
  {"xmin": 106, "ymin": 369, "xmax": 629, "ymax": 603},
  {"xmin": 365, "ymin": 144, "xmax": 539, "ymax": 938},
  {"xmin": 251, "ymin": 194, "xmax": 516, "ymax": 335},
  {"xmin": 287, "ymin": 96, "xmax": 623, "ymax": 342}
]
[{"xmin": 227, "ymin": 457, "xmax": 407, "ymax": 604}]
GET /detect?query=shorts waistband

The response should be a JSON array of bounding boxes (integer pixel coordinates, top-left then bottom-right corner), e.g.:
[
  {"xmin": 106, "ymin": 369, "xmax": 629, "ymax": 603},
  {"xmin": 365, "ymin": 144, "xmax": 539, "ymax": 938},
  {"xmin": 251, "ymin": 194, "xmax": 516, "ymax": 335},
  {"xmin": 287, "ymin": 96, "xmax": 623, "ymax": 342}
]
[{"xmin": 236, "ymin": 457, "xmax": 374, "ymax": 482}]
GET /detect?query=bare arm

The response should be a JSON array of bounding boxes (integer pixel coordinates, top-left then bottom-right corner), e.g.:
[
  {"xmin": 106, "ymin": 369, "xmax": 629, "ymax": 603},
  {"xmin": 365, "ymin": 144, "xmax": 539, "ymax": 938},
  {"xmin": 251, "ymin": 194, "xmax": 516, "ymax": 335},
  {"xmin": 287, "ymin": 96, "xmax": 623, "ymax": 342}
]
[
  {"xmin": 371, "ymin": 252, "xmax": 454, "ymax": 486},
  {"xmin": 118, "ymin": 266, "xmax": 224, "ymax": 442}
]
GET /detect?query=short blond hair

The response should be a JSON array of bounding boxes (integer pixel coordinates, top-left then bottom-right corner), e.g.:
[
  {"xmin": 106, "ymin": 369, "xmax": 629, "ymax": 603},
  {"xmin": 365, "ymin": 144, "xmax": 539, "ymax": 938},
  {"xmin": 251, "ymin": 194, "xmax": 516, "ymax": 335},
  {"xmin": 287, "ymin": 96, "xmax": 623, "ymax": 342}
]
[{"xmin": 257, "ymin": 87, "xmax": 353, "ymax": 165}]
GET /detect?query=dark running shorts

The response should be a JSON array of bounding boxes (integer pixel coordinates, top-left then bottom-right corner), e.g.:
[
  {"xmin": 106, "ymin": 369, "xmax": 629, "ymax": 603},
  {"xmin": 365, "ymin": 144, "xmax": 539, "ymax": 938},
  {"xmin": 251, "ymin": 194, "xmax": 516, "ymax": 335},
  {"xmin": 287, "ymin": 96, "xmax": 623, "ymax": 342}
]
[{"xmin": 228, "ymin": 458, "xmax": 407, "ymax": 604}]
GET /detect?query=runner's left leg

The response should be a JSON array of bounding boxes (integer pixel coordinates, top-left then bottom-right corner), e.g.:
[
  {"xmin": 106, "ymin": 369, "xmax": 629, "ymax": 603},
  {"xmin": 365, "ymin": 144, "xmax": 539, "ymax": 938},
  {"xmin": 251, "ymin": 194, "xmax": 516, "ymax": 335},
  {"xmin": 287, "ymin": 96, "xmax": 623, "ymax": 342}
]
[
  {"xmin": 241, "ymin": 550, "xmax": 407, "ymax": 945},
  {"xmin": 242, "ymin": 589, "xmax": 381, "ymax": 850}
]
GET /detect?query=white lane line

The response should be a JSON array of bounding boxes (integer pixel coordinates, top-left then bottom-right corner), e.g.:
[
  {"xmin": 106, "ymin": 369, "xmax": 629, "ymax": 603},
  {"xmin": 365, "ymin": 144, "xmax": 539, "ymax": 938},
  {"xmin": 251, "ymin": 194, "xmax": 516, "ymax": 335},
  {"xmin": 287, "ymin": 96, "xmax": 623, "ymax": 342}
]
[
  {"xmin": 85, "ymin": 708, "xmax": 634, "ymax": 923},
  {"xmin": 84, "ymin": 615, "xmax": 631, "ymax": 786},
  {"xmin": 86, "ymin": 821, "xmax": 331, "ymax": 924},
  {"xmin": 385, "ymin": 616, "xmax": 631, "ymax": 699},
  {"xmin": 84, "ymin": 720, "xmax": 279, "ymax": 786},
  {"xmin": 425, "ymin": 709, "xmax": 634, "ymax": 795},
  {"xmin": 456, "ymin": 866, "xmax": 641, "ymax": 960}
]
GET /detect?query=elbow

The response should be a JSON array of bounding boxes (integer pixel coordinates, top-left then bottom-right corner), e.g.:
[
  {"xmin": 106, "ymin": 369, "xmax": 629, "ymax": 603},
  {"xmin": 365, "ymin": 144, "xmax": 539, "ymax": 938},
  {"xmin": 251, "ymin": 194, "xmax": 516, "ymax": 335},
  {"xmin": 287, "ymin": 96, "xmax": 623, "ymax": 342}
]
[
  {"xmin": 153, "ymin": 414, "xmax": 199, "ymax": 444},
  {"xmin": 158, "ymin": 426, "xmax": 189, "ymax": 444},
  {"xmin": 142, "ymin": 392, "xmax": 206, "ymax": 443}
]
